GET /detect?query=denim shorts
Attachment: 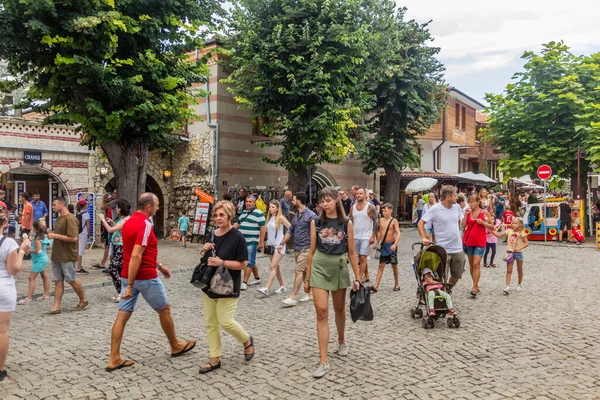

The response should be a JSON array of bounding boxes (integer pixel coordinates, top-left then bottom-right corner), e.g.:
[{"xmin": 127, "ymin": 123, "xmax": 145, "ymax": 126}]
[
  {"xmin": 247, "ymin": 243, "xmax": 258, "ymax": 267},
  {"xmin": 354, "ymin": 239, "xmax": 370, "ymax": 256},
  {"xmin": 465, "ymin": 246, "xmax": 485, "ymax": 257},
  {"xmin": 513, "ymin": 252, "xmax": 524, "ymax": 261},
  {"xmin": 119, "ymin": 277, "xmax": 169, "ymax": 312}
]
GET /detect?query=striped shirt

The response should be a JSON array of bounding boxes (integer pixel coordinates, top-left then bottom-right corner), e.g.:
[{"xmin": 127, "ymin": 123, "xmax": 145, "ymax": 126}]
[{"xmin": 238, "ymin": 208, "xmax": 265, "ymax": 244}]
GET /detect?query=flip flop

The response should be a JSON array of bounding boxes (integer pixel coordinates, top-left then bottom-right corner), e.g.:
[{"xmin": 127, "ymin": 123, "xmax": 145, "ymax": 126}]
[
  {"xmin": 171, "ymin": 340, "xmax": 196, "ymax": 357},
  {"xmin": 105, "ymin": 360, "xmax": 135, "ymax": 372},
  {"xmin": 42, "ymin": 309, "xmax": 61, "ymax": 316}
]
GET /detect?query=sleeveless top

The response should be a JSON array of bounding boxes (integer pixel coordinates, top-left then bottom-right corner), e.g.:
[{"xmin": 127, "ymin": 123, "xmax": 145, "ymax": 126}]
[
  {"xmin": 316, "ymin": 217, "xmax": 348, "ymax": 255},
  {"xmin": 352, "ymin": 203, "xmax": 372, "ymax": 240},
  {"xmin": 463, "ymin": 209, "xmax": 487, "ymax": 247},
  {"xmin": 266, "ymin": 218, "xmax": 286, "ymax": 252},
  {"xmin": 111, "ymin": 216, "xmax": 129, "ymax": 246}
]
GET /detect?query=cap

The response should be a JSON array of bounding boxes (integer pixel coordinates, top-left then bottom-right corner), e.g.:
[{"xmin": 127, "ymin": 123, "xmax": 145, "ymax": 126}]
[
  {"xmin": 367, "ymin": 190, "xmax": 374, "ymax": 195},
  {"xmin": 421, "ymin": 268, "xmax": 433, "ymax": 277},
  {"xmin": 78, "ymin": 198, "xmax": 88, "ymax": 205}
]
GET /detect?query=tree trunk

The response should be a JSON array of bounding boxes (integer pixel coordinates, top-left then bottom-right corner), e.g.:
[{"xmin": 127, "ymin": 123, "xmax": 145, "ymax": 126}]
[
  {"xmin": 101, "ymin": 140, "xmax": 149, "ymax": 206},
  {"xmin": 383, "ymin": 164, "xmax": 401, "ymax": 218},
  {"xmin": 288, "ymin": 165, "xmax": 310, "ymax": 198}
]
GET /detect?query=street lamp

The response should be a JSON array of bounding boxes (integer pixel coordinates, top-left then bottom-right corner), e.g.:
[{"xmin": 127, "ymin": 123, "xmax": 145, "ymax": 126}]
[{"xmin": 162, "ymin": 169, "xmax": 172, "ymax": 182}]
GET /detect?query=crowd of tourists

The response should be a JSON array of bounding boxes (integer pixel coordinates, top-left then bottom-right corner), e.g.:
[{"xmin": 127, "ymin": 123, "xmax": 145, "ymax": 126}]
[{"xmin": 0, "ymin": 181, "xmax": 592, "ymax": 381}]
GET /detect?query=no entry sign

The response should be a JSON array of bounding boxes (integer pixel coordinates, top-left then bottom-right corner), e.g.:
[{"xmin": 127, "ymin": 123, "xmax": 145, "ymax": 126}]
[{"xmin": 537, "ymin": 165, "xmax": 552, "ymax": 180}]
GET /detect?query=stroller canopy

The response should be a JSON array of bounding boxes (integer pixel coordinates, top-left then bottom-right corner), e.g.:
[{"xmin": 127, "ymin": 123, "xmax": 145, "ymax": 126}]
[{"xmin": 415, "ymin": 245, "xmax": 448, "ymax": 280}]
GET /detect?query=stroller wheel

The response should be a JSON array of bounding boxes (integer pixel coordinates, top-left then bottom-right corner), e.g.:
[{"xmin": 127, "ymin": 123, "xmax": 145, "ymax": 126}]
[
  {"xmin": 427, "ymin": 317, "xmax": 435, "ymax": 328},
  {"xmin": 447, "ymin": 318, "xmax": 454, "ymax": 328},
  {"xmin": 421, "ymin": 318, "xmax": 429, "ymax": 329},
  {"xmin": 453, "ymin": 317, "xmax": 461, "ymax": 328},
  {"xmin": 410, "ymin": 309, "xmax": 415, "ymax": 319},
  {"xmin": 415, "ymin": 308, "xmax": 423, "ymax": 319}
]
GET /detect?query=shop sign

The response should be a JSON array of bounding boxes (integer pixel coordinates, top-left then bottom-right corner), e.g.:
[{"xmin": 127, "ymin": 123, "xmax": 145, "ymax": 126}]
[
  {"xmin": 24, "ymin": 151, "xmax": 42, "ymax": 164},
  {"xmin": 193, "ymin": 202, "xmax": 210, "ymax": 235}
]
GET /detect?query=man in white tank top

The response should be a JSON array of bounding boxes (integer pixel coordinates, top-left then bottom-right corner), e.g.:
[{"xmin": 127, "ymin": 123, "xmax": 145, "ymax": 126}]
[{"xmin": 348, "ymin": 188, "xmax": 378, "ymax": 282}]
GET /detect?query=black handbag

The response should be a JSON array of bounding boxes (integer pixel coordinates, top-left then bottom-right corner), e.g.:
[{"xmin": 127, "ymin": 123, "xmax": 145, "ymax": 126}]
[
  {"xmin": 191, "ymin": 231, "xmax": 216, "ymax": 289},
  {"xmin": 264, "ymin": 221, "xmax": 279, "ymax": 255}
]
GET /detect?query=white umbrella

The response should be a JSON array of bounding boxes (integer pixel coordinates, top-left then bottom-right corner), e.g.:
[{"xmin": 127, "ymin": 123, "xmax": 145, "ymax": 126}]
[{"xmin": 405, "ymin": 177, "xmax": 438, "ymax": 192}]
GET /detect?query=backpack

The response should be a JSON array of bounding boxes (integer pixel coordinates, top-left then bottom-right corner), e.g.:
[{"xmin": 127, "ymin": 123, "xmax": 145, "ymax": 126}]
[
  {"xmin": 76, "ymin": 212, "xmax": 84, "ymax": 234},
  {"xmin": 255, "ymin": 195, "xmax": 267, "ymax": 213}
]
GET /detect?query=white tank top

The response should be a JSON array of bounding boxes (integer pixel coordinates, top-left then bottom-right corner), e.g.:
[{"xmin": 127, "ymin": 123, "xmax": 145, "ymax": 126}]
[
  {"xmin": 267, "ymin": 218, "xmax": 286, "ymax": 252},
  {"xmin": 352, "ymin": 202, "xmax": 372, "ymax": 240}
]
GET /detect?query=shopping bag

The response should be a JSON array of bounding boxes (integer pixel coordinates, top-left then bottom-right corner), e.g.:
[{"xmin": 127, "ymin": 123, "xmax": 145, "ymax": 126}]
[
  {"xmin": 210, "ymin": 266, "xmax": 234, "ymax": 295},
  {"xmin": 349, "ymin": 284, "xmax": 374, "ymax": 322}
]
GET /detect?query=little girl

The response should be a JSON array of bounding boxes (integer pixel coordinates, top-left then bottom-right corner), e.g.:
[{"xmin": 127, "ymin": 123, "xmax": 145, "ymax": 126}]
[
  {"xmin": 17, "ymin": 220, "xmax": 51, "ymax": 304},
  {"xmin": 492, "ymin": 218, "xmax": 529, "ymax": 295},
  {"xmin": 483, "ymin": 219, "xmax": 502, "ymax": 268}
]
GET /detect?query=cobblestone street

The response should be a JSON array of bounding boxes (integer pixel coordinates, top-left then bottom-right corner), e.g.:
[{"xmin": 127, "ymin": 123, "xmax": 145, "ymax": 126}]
[{"xmin": 2, "ymin": 229, "xmax": 599, "ymax": 399}]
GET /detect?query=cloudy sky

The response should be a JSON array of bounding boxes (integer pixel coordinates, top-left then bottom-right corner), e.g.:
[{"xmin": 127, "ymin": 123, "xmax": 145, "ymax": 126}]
[{"xmin": 399, "ymin": 0, "xmax": 600, "ymax": 106}]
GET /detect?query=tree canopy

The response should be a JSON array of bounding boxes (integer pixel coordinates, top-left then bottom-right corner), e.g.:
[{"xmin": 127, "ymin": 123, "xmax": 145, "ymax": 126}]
[
  {"xmin": 485, "ymin": 41, "xmax": 600, "ymax": 193},
  {"xmin": 223, "ymin": 0, "xmax": 377, "ymax": 191},
  {"xmin": 0, "ymin": 0, "xmax": 222, "ymax": 201}
]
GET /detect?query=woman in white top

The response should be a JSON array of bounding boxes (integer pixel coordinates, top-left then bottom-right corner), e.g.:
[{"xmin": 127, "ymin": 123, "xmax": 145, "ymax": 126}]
[
  {"xmin": 0, "ymin": 210, "xmax": 31, "ymax": 381},
  {"xmin": 76, "ymin": 199, "xmax": 90, "ymax": 274},
  {"xmin": 258, "ymin": 201, "xmax": 291, "ymax": 296}
]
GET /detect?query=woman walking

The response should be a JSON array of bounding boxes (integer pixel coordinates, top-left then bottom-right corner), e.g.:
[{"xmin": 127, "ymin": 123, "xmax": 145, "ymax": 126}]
[
  {"xmin": 258, "ymin": 201, "xmax": 290, "ymax": 296},
  {"xmin": 462, "ymin": 195, "xmax": 494, "ymax": 297},
  {"xmin": 17, "ymin": 221, "xmax": 51, "ymax": 304},
  {"xmin": 75, "ymin": 198, "xmax": 90, "ymax": 274},
  {"xmin": 99, "ymin": 199, "xmax": 131, "ymax": 302},
  {"xmin": 0, "ymin": 211, "xmax": 31, "ymax": 381},
  {"xmin": 199, "ymin": 200, "xmax": 254, "ymax": 374},
  {"xmin": 305, "ymin": 187, "xmax": 360, "ymax": 378}
]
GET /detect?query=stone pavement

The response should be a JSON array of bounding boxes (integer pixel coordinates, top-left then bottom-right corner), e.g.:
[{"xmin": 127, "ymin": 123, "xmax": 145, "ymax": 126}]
[{"xmin": 2, "ymin": 229, "xmax": 599, "ymax": 399}]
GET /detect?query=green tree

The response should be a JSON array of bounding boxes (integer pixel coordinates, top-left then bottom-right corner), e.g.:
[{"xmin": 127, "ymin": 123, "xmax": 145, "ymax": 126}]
[
  {"xmin": 0, "ymin": 0, "xmax": 222, "ymax": 202},
  {"xmin": 359, "ymin": 6, "xmax": 445, "ymax": 214},
  {"xmin": 223, "ymin": 0, "xmax": 376, "ymax": 193},
  {"xmin": 485, "ymin": 41, "xmax": 600, "ymax": 197}
]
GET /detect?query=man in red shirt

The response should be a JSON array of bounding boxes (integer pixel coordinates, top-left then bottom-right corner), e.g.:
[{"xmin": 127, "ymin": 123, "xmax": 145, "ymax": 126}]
[{"xmin": 106, "ymin": 193, "xmax": 196, "ymax": 372}]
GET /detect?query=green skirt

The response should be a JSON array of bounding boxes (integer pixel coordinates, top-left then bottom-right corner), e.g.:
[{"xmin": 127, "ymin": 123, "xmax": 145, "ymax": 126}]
[{"xmin": 310, "ymin": 250, "xmax": 350, "ymax": 291}]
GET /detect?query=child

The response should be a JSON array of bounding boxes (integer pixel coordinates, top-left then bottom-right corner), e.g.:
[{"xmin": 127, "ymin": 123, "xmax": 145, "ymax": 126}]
[
  {"xmin": 492, "ymin": 218, "xmax": 529, "ymax": 294},
  {"xmin": 421, "ymin": 268, "xmax": 456, "ymax": 316},
  {"xmin": 17, "ymin": 220, "xmax": 51, "ymax": 304},
  {"xmin": 372, "ymin": 203, "xmax": 401, "ymax": 292},
  {"xmin": 571, "ymin": 224, "xmax": 584, "ymax": 245},
  {"xmin": 484, "ymin": 219, "xmax": 502, "ymax": 268},
  {"xmin": 178, "ymin": 211, "xmax": 190, "ymax": 248}
]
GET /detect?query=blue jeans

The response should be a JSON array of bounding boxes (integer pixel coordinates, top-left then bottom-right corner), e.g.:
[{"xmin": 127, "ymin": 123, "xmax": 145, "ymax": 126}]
[
  {"xmin": 119, "ymin": 277, "xmax": 169, "ymax": 312},
  {"xmin": 247, "ymin": 243, "xmax": 258, "ymax": 267}
]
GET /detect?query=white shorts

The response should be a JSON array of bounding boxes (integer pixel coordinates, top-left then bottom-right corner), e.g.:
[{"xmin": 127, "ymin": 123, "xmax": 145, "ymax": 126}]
[
  {"xmin": 354, "ymin": 239, "xmax": 371, "ymax": 256},
  {"xmin": 0, "ymin": 281, "xmax": 16, "ymax": 312},
  {"xmin": 78, "ymin": 233, "xmax": 88, "ymax": 256}
]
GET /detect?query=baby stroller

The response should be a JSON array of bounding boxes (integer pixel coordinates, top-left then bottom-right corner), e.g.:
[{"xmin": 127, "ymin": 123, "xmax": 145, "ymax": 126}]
[{"xmin": 410, "ymin": 243, "xmax": 460, "ymax": 329}]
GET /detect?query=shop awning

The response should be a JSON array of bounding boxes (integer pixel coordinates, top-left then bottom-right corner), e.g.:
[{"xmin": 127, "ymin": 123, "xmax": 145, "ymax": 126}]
[{"xmin": 454, "ymin": 172, "xmax": 497, "ymax": 185}]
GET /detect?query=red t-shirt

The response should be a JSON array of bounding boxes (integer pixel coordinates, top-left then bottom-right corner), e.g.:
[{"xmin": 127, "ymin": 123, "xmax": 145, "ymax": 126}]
[
  {"xmin": 121, "ymin": 211, "xmax": 158, "ymax": 281},
  {"xmin": 503, "ymin": 210, "xmax": 514, "ymax": 226},
  {"xmin": 0, "ymin": 201, "xmax": 7, "ymax": 211}
]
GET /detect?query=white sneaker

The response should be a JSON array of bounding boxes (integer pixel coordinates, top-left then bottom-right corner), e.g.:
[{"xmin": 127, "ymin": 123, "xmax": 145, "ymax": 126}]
[
  {"xmin": 274, "ymin": 286, "xmax": 287, "ymax": 294},
  {"xmin": 258, "ymin": 287, "xmax": 269, "ymax": 296},
  {"xmin": 337, "ymin": 343, "xmax": 349, "ymax": 357},
  {"xmin": 299, "ymin": 294, "xmax": 313, "ymax": 302},
  {"xmin": 248, "ymin": 278, "xmax": 261, "ymax": 286},
  {"xmin": 516, "ymin": 284, "xmax": 522, "ymax": 292},
  {"xmin": 110, "ymin": 295, "xmax": 121, "ymax": 303},
  {"xmin": 281, "ymin": 297, "xmax": 298, "ymax": 307},
  {"xmin": 240, "ymin": 282, "xmax": 248, "ymax": 291},
  {"xmin": 503, "ymin": 286, "xmax": 510, "ymax": 295},
  {"xmin": 312, "ymin": 363, "xmax": 330, "ymax": 378}
]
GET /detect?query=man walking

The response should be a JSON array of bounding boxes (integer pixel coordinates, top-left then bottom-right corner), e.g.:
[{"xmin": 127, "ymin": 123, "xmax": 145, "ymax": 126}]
[
  {"xmin": 44, "ymin": 197, "xmax": 88, "ymax": 314},
  {"xmin": 235, "ymin": 195, "xmax": 265, "ymax": 290},
  {"xmin": 31, "ymin": 190, "xmax": 49, "ymax": 225},
  {"xmin": 236, "ymin": 187, "xmax": 248, "ymax": 219},
  {"xmin": 418, "ymin": 185, "xmax": 465, "ymax": 287},
  {"xmin": 279, "ymin": 192, "xmax": 318, "ymax": 307},
  {"xmin": 107, "ymin": 193, "xmax": 195, "ymax": 372},
  {"xmin": 348, "ymin": 188, "xmax": 378, "ymax": 282},
  {"xmin": 338, "ymin": 188, "xmax": 352, "ymax": 216}
]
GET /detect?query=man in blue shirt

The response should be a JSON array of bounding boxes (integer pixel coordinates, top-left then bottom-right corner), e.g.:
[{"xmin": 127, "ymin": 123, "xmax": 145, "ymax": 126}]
[
  {"xmin": 277, "ymin": 192, "xmax": 318, "ymax": 307},
  {"xmin": 279, "ymin": 190, "xmax": 293, "ymax": 220},
  {"xmin": 31, "ymin": 190, "xmax": 49, "ymax": 224}
]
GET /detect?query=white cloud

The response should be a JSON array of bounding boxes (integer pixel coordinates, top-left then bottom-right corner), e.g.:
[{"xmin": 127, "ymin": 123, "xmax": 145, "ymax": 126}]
[{"xmin": 399, "ymin": 0, "xmax": 600, "ymax": 78}]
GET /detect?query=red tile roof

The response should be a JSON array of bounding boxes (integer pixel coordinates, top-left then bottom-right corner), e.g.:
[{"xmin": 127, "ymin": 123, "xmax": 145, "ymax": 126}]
[{"xmin": 476, "ymin": 111, "xmax": 488, "ymax": 124}]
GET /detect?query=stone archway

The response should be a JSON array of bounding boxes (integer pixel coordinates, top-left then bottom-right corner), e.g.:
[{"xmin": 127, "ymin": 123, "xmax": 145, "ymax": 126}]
[{"xmin": 1, "ymin": 163, "xmax": 72, "ymax": 204}]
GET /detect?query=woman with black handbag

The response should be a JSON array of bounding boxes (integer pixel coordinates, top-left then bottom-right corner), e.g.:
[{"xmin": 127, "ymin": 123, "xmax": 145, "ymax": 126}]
[
  {"xmin": 198, "ymin": 200, "xmax": 255, "ymax": 374},
  {"xmin": 257, "ymin": 201, "xmax": 291, "ymax": 296},
  {"xmin": 304, "ymin": 187, "xmax": 361, "ymax": 378}
]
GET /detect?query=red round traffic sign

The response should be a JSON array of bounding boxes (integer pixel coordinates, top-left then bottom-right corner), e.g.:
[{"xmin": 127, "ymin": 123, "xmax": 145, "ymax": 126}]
[{"xmin": 537, "ymin": 165, "xmax": 552, "ymax": 180}]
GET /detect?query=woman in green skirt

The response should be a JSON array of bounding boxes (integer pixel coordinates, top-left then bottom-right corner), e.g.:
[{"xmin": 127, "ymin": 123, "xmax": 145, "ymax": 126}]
[{"xmin": 304, "ymin": 187, "xmax": 361, "ymax": 378}]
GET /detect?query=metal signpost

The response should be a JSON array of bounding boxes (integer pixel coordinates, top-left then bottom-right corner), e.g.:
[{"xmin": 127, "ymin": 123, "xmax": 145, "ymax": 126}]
[{"xmin": 537, "ymin": 165, "xmax": 552, "ymax": 242}]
